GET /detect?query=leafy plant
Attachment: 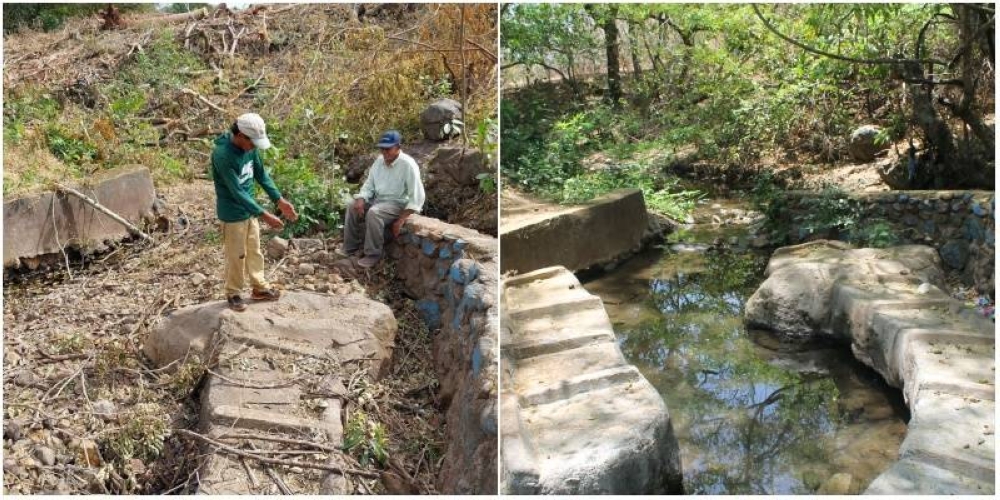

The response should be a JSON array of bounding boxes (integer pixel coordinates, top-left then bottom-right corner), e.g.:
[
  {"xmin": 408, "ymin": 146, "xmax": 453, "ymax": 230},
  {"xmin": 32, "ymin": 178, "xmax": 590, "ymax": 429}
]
[
  {"xmin": 561, "ymin": 163, "xmax": 702, "ymax": 221},
  {"xmin": 851, "ymin": 219, "xmax": 899, "ymax": 248},
  {"xmin": 99, "ymin": 403, "xmax": 170, "ymax": 464},
  {"xmin": 343, "ymin": 410, "xmax": 389, "ymax": 468},
  {"xmin": 46, "ymin": 126, "xmax": 97, "ymax": 168},
  {"xmin": 263, "ymin": 148, "xmax": 345, "ymax": 238},
  {"xmin": 473, "ymin": 119, "xmax": 498, "ymax": 194},
  {"xmin": 793, "ymin": 186, "xmax": 860, "ymax": 241}
]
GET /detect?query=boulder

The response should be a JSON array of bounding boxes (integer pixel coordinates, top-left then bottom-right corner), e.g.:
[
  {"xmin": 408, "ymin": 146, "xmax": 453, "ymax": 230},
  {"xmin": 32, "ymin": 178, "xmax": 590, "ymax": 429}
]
[
  {"xmin": 143, "ymin": 291, "xmax": 397, "ymax": 378},
  {"xmin": 848, "ymin": 125, "xmax": 888, "ymax": 162},
  {"xmin": 420, "ymin": 99, "xmax": 462, "ymax": 141},
  {"xmin": 426, "ymin": 147, "xmax": 490, "ymax": 186},
  {"xmin": 266, "ymin": 237, "xmax": 289, "ymax": 259},
  {"xmin": 938, "ymin": 239, "xmax": 970, "ymax": 270},
  {"xmin": 745, "ymin": 240, "xmax": 945, "ymax": 342}
]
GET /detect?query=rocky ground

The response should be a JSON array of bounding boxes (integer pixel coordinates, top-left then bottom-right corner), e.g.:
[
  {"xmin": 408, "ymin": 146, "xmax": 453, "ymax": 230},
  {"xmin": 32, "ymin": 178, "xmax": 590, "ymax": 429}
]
[{"xmin": 3, "ymin": 180, "xmax": 447, "ymax": 494}]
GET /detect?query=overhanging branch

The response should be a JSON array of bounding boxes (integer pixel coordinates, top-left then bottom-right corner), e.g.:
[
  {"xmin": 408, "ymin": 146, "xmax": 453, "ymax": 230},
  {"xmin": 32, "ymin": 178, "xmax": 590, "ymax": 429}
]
[{"xmin": 752, "ymin": 4, "xmax": 946, "ymax": 67}]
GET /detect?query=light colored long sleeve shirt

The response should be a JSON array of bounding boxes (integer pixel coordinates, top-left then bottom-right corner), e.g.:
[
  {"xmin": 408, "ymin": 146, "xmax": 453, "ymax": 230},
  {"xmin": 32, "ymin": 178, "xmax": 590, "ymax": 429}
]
[{"xmin": 355, "ymin": 151, "xmax": 425, "ymax": 212}]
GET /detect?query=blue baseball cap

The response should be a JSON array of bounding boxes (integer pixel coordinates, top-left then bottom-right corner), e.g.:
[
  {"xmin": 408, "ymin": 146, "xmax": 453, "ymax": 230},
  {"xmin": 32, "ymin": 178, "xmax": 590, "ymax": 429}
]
[{"xmin": 376, "ymin": 130, "xmax": 402, "ymax": 149}]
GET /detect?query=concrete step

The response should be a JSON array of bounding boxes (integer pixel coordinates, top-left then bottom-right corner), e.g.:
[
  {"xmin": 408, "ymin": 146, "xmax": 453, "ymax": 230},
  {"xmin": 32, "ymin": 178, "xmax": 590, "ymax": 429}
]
[
  {"xmin": 504, "ymin": 306, "xmax": 616, "ymax": 360},
  {"xmin": 518, "ymin": 364, "xmax": 642, "ymax": 407},
  {"xmin": 501, "ymin": 265, "xmax": 683, "ymax": 494},
  {"xmin": 517, "ymin": 381, "xmax": 681, "ymax": 494},
  {"xmin": 901, "ymin": 392, "xmax": 995, "ymax": 484},
  {"xmin": 865, "ymin": 456, "xmax": 994, "ymax": 495},
  {"xmin": 901, "ymin": 336, "xmax": 995, "ymax": 402}
]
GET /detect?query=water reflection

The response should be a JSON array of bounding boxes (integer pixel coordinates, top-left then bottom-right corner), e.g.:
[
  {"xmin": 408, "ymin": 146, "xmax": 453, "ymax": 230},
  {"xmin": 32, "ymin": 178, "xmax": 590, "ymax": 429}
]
[{"xmin": 586, "ymin": 249, "xmax": 907, "ymax": 495}]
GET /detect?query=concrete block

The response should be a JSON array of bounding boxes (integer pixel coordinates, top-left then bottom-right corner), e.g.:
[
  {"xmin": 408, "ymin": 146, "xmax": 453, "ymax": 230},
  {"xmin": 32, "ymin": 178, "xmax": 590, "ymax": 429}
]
[{"xmin": 500, "ymin": 189, "xmax": 648, "ymax": 274}]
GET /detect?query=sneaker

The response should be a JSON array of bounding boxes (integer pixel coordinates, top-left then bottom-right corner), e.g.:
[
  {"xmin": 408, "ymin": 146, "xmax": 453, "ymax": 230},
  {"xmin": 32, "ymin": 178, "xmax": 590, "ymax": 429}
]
[
  {"xmin": 251, "ymin": 288, "xmax": 282, "ymax": 301},
  {"xmin": 227, "ymin": 295, "xmax": 247, "ymax": 312},
  {"xmin": 357, "ymin": 255, "xmax": 380, "ymax": 268}
]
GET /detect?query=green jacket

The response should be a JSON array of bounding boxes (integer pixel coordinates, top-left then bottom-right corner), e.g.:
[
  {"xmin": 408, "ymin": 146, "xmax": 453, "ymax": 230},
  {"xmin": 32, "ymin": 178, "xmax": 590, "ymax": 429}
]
[{"xmin": 211, "ymin": 132, "xmax": 282, "ymax": 222}]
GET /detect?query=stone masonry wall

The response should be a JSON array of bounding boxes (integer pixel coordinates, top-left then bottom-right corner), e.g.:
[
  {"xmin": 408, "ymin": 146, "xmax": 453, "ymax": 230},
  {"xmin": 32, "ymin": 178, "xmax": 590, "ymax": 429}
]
[
  {"xmin": 780, "ymin": 190, "xmax": 995, "ymax": 297},
  {"xmin": 386, "ymin": 215, "xmax": 498, "ymax": 494}
]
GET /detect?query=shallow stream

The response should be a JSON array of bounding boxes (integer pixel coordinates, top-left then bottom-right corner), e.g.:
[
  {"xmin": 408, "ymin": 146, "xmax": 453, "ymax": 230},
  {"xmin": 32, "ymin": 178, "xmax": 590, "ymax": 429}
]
[{"xmin": 581, "ymin": 199, "xmax": 909, "ymax": 494}]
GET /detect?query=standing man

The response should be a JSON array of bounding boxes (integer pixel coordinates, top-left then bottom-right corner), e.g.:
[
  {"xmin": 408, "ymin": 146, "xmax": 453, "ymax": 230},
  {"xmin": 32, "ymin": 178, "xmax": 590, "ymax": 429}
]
[
  {"xmin": 338, "ymin": 130, "xmax": 425, "ymax": 268},
  {"xmin": 212, "ymin": 112, "xmax": 298, "ymax": 311}
]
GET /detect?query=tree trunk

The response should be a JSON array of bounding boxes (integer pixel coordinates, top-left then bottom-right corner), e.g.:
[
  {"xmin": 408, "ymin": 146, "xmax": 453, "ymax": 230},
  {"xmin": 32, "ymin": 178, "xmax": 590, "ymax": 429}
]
[
  {"xmin": 602, "ymin": 7, "xmax": 622, "ymax": 106},
  {"xmin": 627, "ymin": 21, "xmax": 643, "ymax": 81},
  {"xmin": 900, "ymin": 60, "xmax": 958, "ymax": 188}
]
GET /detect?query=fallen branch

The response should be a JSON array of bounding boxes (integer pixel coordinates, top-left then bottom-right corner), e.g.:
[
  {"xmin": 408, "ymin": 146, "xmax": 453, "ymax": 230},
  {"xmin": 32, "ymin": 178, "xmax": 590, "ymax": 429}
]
[
  {"xmin": 38, "ymin": 351, "xmax": 90, "ymax": 363},
  {"xmin": 216, "ymin": 432, "xmax": 343, "ymax": 454},
  {"xmin": 135, "ymin": 8, "xmax": 209, "ymax": 27},
  {"xmin": 180, "ymin": 87, "xmax": 226, "ymax": 113},
  {"xmin": 205, "ymin": 369, "xmax": 301, "ymax": 389},
  {"xmin": 176, "ymin": 429, "xmax": 380, "ymax": 478},
  {"xmin": 55, "ymin": 183, "xmax": 155, "ymax": 244}
]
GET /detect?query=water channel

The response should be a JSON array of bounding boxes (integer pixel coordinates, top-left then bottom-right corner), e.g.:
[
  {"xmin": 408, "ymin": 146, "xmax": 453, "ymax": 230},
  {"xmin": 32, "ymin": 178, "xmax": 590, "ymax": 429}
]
[{"xmin": 580, "ymin": 198, "xmax": 909, "ymax": 494}]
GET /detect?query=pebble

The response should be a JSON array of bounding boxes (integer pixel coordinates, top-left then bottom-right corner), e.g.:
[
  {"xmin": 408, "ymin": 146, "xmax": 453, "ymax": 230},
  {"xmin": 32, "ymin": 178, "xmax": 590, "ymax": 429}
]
[
  {"xmin": 3, "ymin": 457, "xmax": 18, "ymax": 473},
  {"xmin": 5, "ymin": 420, "xmax": 23, "ymax": 441},
  {"xmin": 91, "ymin": 399, "xmax": 117, "ymax": 421},
  {"xmin": 191, "ymin": 272, "xmax": 207, "ymax": 286},
  {"xmin": 35, "ymin": 446, "xmax": 56, "ymax": 466},
  {"xmin": 298, "ymin": 263, "xmax": 316, "ymax": 275}
]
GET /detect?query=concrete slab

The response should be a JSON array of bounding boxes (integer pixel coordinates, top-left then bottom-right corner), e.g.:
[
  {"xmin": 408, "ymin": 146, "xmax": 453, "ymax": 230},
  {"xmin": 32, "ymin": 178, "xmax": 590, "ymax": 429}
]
[
  {"xmin": 500, "ymin": 189, "xmax": 649, "ymax": 274},
  {"xmin": 144, "ymin": 292, "xmax": 395, "ymax": 495},
  {"xmin": 865, "ymin": 456, "xmax": 994, "ymax": 495},
  {"xmin": 748, "ymin": 240, "xmax": 995, "ymax": 494},
  {"xmin": 901, "ymin": 392, "xmax": 994, "ymax": 483},
  {"xmin": 3, "ymin": 166, "xmax": 158, "ymax": 267},
  {"xmin": 501, "ymin": 266, "xmax": 683, "ymax": 494}
]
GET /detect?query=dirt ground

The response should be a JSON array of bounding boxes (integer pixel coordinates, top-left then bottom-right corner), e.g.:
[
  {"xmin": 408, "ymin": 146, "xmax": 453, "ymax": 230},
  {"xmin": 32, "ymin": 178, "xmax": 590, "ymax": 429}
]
[{"xmin": 3, "ymin": 180, "xmax": 446, "ymax": 494}]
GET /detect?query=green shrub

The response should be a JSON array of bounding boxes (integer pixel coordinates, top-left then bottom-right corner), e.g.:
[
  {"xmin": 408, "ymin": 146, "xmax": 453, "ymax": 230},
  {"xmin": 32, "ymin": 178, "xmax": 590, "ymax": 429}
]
[
  {"xmin": 343, "ymin": 410, "xmax": 389, "ymax": 468},
  {"xmin": 851, "ymin": 219, "xmax": 899, "ymax": 248},
  {"xmin": 119, "ymin": 29, "xmax": 206, "ymax": 89},
  {"xmin": 264, "ymin": 149, "xmax": 345, "ymax": 238},
  {"xmin": 45, "ymin": 126, "xmax": 97, "ymax": 168},
  {"xmin": 561, "ymin": 163, "xmax": 702, "ymax": 221}
]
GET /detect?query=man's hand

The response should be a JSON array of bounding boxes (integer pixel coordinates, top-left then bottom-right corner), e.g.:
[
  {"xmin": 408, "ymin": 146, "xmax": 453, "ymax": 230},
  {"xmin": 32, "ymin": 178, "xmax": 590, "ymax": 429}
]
[
  {"xmin": 261, "ymin": 212, "xmax": 284, "ymax": 230},
  {"xmin": 390, "ymin": 210, "xmax": 414, "ymax": 238},
  {"xmin": 277, "ymin": 198, "xmax": 298, "ymax": 222},
  {"xmin": 390, "ymin": 218, "xmax": 405, "ymax": 238},
  {"xmin": 352, "ymin": 198, "xmax": 366, "ymax": 216}
]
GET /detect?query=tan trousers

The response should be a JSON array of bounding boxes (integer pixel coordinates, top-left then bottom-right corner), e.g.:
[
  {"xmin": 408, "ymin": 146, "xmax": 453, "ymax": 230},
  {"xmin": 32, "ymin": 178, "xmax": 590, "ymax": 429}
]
[{"xmin": 222, "ymin": 218, "xmax": 269, "ymax": 297}]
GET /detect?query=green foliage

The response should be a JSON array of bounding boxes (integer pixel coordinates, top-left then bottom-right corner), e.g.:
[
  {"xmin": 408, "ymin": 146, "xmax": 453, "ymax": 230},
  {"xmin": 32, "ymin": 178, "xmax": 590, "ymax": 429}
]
[
  {"xmin": 160, "ymin": 3, "xmax": 211, "ymax": 14},
  {"xmin": 850, "ymin": 219, "xmax": 899, "ymax": 248},
  {"xmin": 4, "ymin": 90, "xmax": 61, "ymax": 144},
  {"xmin": 3, "ymin": 4, "xmax": 154, "ymax": 33},
  {"xmin": 793, "ymin": 186, "xmax": 860, "ymax": 240},
  {"xmin": 264, "ymin": 148, "xmax": 345, "ymax": 238},
  {"xmin": 562, "ymin": 164, "xmax": 702, "ymax": 221},
  {"xmin": 343, "ymin": 410, "xmax": 389, "ymax": 468},
  {"xmin": 45, "ymin": 126, "xmax": 97, "ymax": 168},
  {"xmin": 473, "ymin": 118, "xmax": 498, "ymax": 194},
  {"xmin": 99, "ymin": 403, "xmax": 170, "ymax": 463},
  {"xmin": 119, "ymin": 30, "xmax": 206, "ymax": 89},
  {"xmin": 109, "ymin": 90, "xmax": 147, "ymax": 122}
]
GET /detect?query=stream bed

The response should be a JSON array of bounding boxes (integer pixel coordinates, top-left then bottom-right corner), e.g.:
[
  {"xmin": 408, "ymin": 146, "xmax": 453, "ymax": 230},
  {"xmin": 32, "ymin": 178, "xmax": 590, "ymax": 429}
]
[{"xmin": 581, "ymin": 202, "xmax": 909, "ymax": 494}]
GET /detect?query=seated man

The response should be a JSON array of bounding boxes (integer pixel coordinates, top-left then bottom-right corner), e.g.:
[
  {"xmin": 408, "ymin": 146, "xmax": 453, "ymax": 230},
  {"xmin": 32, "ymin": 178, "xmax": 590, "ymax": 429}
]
[{"xmin": 338, "ymin": 130, "xmax": 426, "ymax": 268}]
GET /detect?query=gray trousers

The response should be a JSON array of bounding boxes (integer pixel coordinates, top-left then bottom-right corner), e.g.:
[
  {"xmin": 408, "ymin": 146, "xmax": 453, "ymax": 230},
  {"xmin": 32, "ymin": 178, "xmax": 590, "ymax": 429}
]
[{"xmin": 342, "ymin": 200, "xmax": 403, "ymax": 257}]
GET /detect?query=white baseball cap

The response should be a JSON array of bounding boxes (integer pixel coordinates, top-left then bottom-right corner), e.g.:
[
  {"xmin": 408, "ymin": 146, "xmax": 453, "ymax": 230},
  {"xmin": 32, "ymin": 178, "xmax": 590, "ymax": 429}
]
[{"xmin": 236, "ymin": 113, "xmax": 272, "ymax": 150}]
